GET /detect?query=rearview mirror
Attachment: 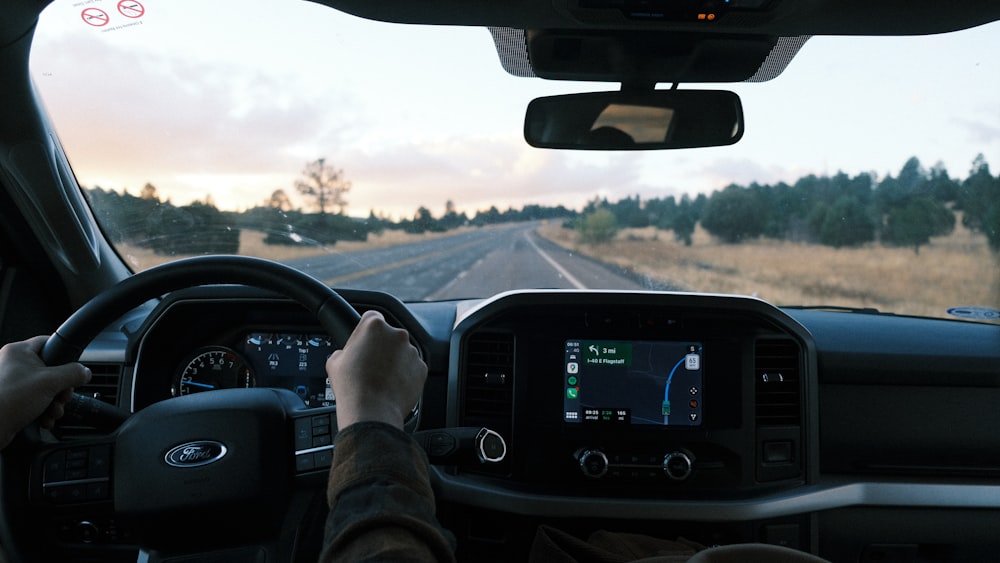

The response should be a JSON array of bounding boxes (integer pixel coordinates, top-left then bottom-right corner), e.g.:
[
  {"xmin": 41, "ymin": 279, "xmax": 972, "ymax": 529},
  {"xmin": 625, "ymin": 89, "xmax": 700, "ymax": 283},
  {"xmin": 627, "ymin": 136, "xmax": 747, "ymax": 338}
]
[{"xmin": 524, "ymin": 90, "xmax": 743, "ymax": 150}]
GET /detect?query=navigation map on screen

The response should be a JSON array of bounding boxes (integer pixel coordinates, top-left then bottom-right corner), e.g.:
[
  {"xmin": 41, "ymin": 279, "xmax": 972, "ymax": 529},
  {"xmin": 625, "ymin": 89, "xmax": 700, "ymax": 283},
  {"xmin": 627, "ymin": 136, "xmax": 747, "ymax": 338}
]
[{"xmin": 563, "ymin": 340, "xmax": 703, "ymax": 426}]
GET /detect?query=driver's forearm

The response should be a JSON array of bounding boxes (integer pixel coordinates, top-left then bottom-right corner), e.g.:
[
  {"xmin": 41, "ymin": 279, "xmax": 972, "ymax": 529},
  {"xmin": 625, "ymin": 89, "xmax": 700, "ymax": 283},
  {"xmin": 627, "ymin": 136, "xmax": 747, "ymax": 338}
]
[{"xmin": 320, "ymin": 421, "xmax": 456, "ymax": 562}]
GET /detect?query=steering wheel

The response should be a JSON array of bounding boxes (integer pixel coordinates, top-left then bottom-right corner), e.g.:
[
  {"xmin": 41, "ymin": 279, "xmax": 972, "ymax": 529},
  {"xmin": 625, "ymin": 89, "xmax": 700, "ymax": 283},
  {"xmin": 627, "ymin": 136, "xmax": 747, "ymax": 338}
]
[{"xmin": 2, "ymin": 256, "xmax": 361, "ymax": 561}]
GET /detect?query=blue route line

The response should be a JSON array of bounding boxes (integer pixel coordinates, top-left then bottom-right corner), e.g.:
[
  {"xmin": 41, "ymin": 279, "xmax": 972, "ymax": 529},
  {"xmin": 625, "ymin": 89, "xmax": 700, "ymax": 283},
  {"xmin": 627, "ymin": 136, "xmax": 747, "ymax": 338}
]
[
  {"xmin": 665, "ymin": 357, "xmax": 685, "ymax": 400},
  {"xmin": 662, "ymin": 356, "xmax": 686, "ymax": 423}
]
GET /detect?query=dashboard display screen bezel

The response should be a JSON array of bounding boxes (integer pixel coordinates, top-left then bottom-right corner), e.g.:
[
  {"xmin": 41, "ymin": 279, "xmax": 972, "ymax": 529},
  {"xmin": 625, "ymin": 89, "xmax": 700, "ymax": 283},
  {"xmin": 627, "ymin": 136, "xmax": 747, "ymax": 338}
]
[{"xmin": 563, "ymin": 339, "xmax": 704, "ymax": 427}]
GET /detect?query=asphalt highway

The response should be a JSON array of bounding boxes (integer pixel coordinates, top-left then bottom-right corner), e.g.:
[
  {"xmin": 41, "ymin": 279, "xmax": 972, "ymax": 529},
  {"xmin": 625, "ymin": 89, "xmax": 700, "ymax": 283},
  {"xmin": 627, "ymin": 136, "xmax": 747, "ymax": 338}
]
[{"xmin": 285, "ymin": 222, "xmax": 669, "ymax": 301}]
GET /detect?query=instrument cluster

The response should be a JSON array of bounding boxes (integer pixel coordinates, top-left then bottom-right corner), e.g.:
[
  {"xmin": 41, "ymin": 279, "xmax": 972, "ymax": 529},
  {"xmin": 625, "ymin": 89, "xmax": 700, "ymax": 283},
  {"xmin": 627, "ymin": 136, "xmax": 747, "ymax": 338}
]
[
  {"xmin": 171, "ymin": 332, "xmax": 337, "ymax": 407},
  {"xmin": 127, "ymin": 291, "xmax": 364, "ymax": 412}
]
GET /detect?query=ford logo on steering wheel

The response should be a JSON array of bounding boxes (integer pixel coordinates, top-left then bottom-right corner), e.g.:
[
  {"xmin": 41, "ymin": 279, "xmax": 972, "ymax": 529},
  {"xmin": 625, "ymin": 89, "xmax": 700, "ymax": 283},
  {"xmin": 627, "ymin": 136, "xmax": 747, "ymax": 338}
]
[{"xmin": 164, "ymin": 441, "xmax": 228, "ymax": 468}]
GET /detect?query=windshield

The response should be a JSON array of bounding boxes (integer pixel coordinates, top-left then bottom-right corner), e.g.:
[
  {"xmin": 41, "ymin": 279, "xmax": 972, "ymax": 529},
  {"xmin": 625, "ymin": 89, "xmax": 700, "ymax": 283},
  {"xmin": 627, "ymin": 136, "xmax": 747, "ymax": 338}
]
[{"xmin": 29, "ymin": 0, "xmax": 1000, "ymax": 321}]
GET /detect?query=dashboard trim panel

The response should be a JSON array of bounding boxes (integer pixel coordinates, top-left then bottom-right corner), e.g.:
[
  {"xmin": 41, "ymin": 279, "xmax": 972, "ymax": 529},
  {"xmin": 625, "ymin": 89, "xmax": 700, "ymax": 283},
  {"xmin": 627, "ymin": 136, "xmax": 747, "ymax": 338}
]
[{"xmin": 432, "ymin": 471, "xmax": 1000, "ymax": 520}]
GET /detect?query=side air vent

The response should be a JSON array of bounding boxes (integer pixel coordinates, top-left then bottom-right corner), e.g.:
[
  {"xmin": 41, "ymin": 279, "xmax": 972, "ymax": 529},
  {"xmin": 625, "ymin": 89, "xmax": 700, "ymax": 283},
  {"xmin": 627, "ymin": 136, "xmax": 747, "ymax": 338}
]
[
  {"xmin": 754, "ymin": 339, "xmax": 800, "ymax": 426},
  {"xmin": 77, "ymin": 363, "xmax": 122, "ymax": 406},
  {"xmin": 56, "ymin": 363, "xmax": 123, "ymax": 437},
  {"xmin": 461, "ymin": 331, "xmax": 514, "ymax": 422}
]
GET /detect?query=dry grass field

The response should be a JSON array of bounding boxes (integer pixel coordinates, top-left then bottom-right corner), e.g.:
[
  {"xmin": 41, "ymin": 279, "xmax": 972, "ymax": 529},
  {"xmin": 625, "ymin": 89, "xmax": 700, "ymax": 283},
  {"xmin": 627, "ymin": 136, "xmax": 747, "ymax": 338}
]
[
  {"xmin": 117, "ymin": 227, "xmax": 474, "ymax": 271},
  {"xmin": 536, "ymin": 221, "xmax": 1000, "ymax": 321}
]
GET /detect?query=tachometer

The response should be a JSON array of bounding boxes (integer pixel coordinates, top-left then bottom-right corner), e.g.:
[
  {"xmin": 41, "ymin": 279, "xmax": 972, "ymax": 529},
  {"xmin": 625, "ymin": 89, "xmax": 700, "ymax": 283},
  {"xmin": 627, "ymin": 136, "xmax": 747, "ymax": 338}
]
[{"xmin": 171, "ymin": 347, "xmax": 255, "ymax": 397}]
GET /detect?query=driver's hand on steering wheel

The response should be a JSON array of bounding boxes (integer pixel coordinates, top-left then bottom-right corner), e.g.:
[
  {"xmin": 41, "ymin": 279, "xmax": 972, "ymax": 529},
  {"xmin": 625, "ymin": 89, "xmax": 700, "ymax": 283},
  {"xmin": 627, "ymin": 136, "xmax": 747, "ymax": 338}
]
[
  {"xmin": 0, "ymin": 336, "xmax": 92, "ymax": 449},
  {"xmin": 326, "ymin": 310, "xmax": 426, "ymax": 432}
]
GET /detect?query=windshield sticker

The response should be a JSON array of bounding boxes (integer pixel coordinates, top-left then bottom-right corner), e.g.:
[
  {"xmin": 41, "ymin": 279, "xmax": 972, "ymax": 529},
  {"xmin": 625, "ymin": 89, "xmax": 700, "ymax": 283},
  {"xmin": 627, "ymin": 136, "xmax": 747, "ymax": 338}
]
[
  {"xmin": 117, "ymin": 0, "xmax": 145, "ymax": 18},
  {"xmin": 80, "ymin": 7, "xmax": 109, "ymax": 27},
  {"xmin": 946, "ymin": 307, "xmax": 1000, "ymax": 321},
  {"xmin": 72, "ymin": 0, "xmax": 147, "ymax": 33}
]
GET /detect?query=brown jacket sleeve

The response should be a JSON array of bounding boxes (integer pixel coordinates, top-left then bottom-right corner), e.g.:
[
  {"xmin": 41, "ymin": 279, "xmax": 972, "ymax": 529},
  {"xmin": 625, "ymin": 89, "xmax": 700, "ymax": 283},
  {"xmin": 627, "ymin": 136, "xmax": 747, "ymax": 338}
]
[{"xmin": 319, "ymin": 421, "xmax": 456, "ymax": 562}]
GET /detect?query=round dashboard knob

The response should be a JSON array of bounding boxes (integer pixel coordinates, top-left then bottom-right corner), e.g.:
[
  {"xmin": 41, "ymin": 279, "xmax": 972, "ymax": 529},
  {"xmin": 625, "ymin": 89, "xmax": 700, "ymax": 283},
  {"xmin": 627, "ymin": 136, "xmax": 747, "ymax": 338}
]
[
  {"xmin": 75, "ymin": 520, "xmax": 100, "ymax": 543},
  {"xmin": 662, "ymin": 450, "xmax": 694, "ymax": 481},
  {"xmin": 578, "ymin": 449, "xmax": 609, "ymax": 479}
]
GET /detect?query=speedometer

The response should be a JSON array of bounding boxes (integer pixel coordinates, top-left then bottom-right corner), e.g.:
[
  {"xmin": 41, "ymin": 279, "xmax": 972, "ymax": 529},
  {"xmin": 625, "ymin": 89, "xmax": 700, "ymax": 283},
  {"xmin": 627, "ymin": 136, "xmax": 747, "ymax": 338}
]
[{"xmin": 171, "ymin": 347, "xmax": 255, "ymax": 397}]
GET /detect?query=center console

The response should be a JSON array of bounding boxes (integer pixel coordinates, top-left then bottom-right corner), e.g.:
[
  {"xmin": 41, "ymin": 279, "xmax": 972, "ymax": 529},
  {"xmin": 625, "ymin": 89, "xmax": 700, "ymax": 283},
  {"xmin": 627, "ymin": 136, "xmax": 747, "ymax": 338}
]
[{"xmin": 447, "ymin": 291, "xmax": 815, "ymax": 499}]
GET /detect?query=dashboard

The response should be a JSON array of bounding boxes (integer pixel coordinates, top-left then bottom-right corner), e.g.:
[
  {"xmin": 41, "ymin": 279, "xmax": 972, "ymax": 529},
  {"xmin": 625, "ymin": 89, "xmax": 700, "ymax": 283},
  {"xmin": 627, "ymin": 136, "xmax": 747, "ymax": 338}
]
[
  {"xmin": 123, "ymin": 289, "xmax": 814, "ymax": 501},
  {"xmin": 48, "ymin": 286, "xmax": 1000, "ymax": 561}
]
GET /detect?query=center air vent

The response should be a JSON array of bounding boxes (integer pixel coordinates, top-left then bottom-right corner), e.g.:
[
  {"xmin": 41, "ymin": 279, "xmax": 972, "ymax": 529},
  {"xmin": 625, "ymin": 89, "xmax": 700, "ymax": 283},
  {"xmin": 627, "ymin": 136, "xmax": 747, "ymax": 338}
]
[
  {"xmin": 754, "ymin": 339, "xmax": 800, "ymax": 426},
  {"xmin": 461, "ymin": 331, "xmax": 514, "ymax": 423}
]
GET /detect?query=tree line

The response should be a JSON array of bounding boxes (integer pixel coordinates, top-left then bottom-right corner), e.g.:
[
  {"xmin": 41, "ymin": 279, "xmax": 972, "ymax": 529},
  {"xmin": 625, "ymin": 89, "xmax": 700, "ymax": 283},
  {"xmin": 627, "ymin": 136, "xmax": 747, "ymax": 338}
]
[
  {"xmin": 574, "ymin": 154, "xmax": 1000, "ymax": 254},
  {"xmin": 83, "ymin": 158, "xmax": 575, "ymax": 255},
  {"xmin": 84, "ymin": 155, "xmax": 999, "ymax": 256}
]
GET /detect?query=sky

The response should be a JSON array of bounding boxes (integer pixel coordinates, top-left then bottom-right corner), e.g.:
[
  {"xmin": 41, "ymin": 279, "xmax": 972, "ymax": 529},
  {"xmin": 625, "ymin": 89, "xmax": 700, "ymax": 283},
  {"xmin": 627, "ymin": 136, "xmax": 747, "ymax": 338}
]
[{"xmin": 29, "ymin": 0, "xmax": 1000, "ymax": 220}]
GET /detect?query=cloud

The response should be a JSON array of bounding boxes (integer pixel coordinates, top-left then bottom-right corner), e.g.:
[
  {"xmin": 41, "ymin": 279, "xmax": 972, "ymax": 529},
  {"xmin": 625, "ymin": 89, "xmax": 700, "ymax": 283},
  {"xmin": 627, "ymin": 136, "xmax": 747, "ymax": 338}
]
[
  {"xmin": 32, "ymin": 34, "xmax": 360, "ymax": 207},
  {"xmin": 955, "ymin": 117, "xmax": 1000, "ymax": 145},
  {"xmin": 692, "ymin": 157, "xmax": 812, "ymax": 193},
  {"xmin": 341, "ymin": 137, "xmax": 650, "ymax": 218}
]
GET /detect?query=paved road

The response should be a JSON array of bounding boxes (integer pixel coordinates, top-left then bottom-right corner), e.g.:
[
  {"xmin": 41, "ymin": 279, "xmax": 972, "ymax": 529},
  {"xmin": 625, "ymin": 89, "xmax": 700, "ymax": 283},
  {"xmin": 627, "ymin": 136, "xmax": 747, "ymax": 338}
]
[{"xmin": 284, "ymin": 223, "xmax": 667, "ymax": 301}]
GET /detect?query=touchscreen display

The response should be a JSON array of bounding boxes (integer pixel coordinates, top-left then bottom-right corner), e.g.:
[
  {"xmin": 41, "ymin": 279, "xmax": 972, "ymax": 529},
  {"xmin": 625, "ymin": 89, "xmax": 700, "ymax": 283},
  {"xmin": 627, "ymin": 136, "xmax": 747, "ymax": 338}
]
[{"xmin": 563, "ymin": 340, "xmax": 703, "ymax": 426}]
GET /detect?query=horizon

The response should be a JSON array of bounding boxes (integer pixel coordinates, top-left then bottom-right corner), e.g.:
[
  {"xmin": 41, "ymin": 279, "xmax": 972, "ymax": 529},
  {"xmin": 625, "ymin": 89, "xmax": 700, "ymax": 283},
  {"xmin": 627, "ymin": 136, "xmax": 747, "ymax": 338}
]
[{"xmin": 85, "ymin": 153, "xmax": 995, "ymax": 223}]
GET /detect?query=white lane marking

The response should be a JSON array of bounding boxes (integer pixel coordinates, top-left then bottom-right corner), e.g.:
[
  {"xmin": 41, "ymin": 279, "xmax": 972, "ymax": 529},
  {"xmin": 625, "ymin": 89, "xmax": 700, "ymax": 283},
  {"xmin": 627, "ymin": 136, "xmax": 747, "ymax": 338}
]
[
  {"xmin": 425, "ymin": 258, "xmax": 481, "ymax": 301},
  {"xmin": 524, "ymin": 230, "xmax": 587, "ymax": 290}
]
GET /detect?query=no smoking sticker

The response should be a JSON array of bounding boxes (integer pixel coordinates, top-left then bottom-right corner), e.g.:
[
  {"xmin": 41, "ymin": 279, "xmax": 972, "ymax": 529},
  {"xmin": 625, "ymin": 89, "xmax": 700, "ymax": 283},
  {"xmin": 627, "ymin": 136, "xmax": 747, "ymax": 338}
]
[
  {"xmin": 81, "ymin": 7, "xmax": 110, "ymax": 27},
  {"xmin": 117, "ymin": 0, "xmax": 144, "ymax": 18},
  {"xmin": 74, "ymin": 0, "xmax": 148, "ymax": 32}
]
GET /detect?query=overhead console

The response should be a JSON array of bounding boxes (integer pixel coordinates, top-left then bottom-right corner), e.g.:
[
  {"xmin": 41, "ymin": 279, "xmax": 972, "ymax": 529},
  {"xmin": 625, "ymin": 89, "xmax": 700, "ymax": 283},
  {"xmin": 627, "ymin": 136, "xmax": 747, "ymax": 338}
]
[
  {"xmin": 447, "ymin": 291, "xmax": 817, "ymax": 503},
  {"xmin": 573, "ymin": 0, "xmax": 774, "ymax": 22}
]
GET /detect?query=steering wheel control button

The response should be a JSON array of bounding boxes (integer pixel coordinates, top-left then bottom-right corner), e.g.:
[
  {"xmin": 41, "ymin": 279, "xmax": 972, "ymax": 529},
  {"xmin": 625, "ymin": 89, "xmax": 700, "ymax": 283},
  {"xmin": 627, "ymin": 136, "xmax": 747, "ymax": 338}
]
[
  {"xmin": 86, "ymin": 482, "xmax": 110, "ymax": 501},
  {"xmin": 44, "ymin": 450, "xmax": 67, "ymax": 482},
  {"xmin": 314, "ymin": 448, "xmax": 333, "ymax": 467},
  {"xmin": 42, "ymin": 445, "xmax": 114, "ymax": 504},
  {"xmin": 311, "ymin": 413, "xmax": 334, "ymax": 447},
  {"xmin": 87, "ymin": 445, "xmax": 111, "ymax": 478},
  {"xmin": 294, "ymin": 418, "xmax": 313, "ymax": 450},
  {"xmin": 45, "ymin": 483, "xmax": 87, "ymax": 504},
  {"xmin": 663, "ymin": 451, "xmax": 694, "ymax": 481},
  {"xmin": 578, "ymin": 449, "xmax": 609, "ymax": 478},
  {"xmin": 296, "ymin": 454, "xmax": 316, "ymax": 472},
  {"xmin": 312, "ymin": 415, "xmax": 331, "ymax": 434},
  {"xmin": 294, "ymin": 413, "xmax": 335, "ymax": 474}
]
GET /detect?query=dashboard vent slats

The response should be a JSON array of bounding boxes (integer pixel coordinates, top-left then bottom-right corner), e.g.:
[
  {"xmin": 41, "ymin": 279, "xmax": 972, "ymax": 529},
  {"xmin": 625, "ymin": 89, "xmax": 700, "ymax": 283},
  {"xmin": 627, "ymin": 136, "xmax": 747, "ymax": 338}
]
[
  {"xmin": 57, "ymin": 363, "xmax": 123, "ymax": 437},
  {"xmin": 78, "ymin": 363, "xmax": 122, "ymax": 406},
  {"xmin": 462, "ymin": 331, "xmax": 514, "ymax": 422},
  {"xmin": 754, "ymin": 339, "xmax": 800, "ymax": 426}
]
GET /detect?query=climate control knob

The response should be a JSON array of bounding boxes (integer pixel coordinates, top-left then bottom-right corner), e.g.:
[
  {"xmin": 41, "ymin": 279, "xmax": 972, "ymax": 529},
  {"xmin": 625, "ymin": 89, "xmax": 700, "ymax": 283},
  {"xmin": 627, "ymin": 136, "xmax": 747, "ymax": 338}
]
[
  {"xmin": 577, "ymin": 449, "xmax": 609, "ymax": 478},
  {"xmin": 663, "ymin": 450, "xmax": 694, "ymax": 480}
]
